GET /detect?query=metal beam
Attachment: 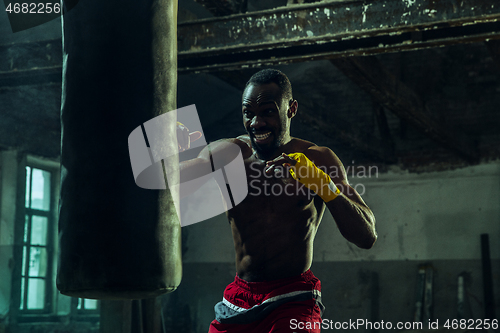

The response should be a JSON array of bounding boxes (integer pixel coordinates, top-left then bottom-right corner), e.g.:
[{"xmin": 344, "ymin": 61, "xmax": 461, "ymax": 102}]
[
  {"xmin": 331, "ymin": 56, "xmax": 479, "ymax": 162},
  {"xmin": 3, "ymin": 0, "xmax": 500, "ymax": 86},
  {"xmin": 178, "ymin": 0, "xmax": 500, "ymax": 72}
]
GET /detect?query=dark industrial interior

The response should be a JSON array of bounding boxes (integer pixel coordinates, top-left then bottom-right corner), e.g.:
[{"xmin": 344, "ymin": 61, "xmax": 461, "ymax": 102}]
[{"xmin": 0, "ymin": 0, "xmax": 499, "ymax": 332}]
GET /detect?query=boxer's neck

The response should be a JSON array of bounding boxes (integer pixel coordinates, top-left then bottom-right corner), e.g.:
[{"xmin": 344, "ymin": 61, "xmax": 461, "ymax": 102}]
[{"xmin": 253, "ymin": 136, "xmax": 294, "ymax": 161}]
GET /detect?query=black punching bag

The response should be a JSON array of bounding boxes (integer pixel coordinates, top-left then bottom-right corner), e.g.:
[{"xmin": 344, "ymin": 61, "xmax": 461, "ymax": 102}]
[{"xmin": 57, "ymin": 0, "xmax": 182, "ymax": 299}]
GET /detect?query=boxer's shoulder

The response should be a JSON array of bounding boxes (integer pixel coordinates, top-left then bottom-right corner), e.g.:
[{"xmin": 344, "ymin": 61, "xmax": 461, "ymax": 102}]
[
  {"xmin": 235, "ymin": 134, "xmax": 251, "ymax": 146},
  {"xmin": 290, "ymin": 139, "xmax": 340, "ymax": 168},
  {"xmin": 234, "ymin": 135, "xmax": 253, "ymax": 158},
  {"xmin": 289, "ymin": 137, "xmax": 316, "ymax": 152},
  {"xmin": 206, "ymin": 136, "xmax": 253, "ymax": 159}
]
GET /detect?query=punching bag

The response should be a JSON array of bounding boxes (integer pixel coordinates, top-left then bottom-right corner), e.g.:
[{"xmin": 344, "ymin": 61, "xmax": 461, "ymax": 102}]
[{"xmin": 57, "ymin": 0, "xmax": 182, "ymax": 299}]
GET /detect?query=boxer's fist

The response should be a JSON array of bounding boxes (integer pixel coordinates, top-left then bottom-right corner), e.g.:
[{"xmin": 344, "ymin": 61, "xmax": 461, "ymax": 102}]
[
  {"xmin": 266, "ymin": 153, "xmax": 340, "ymax": 202},
  {"xmin": 287, "ymin": 153, "xmax": 340, "ymax": 202},
  {"xmin": 177, "ymin": 121, "xmax": 202, "ymax": 152}
]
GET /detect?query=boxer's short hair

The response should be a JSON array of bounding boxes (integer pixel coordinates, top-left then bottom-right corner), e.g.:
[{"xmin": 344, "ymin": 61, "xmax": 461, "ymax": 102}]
[{"xmin": 245, "ymin": 69, "xmax": 293, "ymax": 102}]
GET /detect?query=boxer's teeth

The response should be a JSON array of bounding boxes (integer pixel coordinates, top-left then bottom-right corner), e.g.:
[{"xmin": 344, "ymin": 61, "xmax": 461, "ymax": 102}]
[{"xmin": 254, "ymin": 132, "xmax": 271, "ymax": 140}]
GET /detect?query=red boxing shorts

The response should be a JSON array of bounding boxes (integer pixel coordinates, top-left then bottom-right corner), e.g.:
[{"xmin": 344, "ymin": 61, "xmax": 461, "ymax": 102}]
[{"xmin": 208, "ymin": 269, "xmax": 324, "ymax": 333}]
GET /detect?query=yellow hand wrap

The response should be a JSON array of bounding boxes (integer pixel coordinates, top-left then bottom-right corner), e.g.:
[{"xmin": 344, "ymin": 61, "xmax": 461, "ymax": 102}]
[{"xmin": 287, "ymin": 153, "xmax": 341, "ymax": 202}]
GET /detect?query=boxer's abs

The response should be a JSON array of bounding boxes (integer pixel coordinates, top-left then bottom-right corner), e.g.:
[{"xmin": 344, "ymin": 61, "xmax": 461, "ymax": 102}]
[{"xmin": 227, "ymin": 175, "xmax": 324, "ymax": 282}]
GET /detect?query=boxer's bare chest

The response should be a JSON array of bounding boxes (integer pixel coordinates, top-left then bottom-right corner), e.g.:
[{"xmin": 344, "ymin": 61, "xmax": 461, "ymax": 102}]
[
  {"xmin": 227, "ymin": 154, "xmax": 317, "ymax": 222},
  {"xmin": 227, "ymin": 141, "xmax": 325, "ymax": 280}
]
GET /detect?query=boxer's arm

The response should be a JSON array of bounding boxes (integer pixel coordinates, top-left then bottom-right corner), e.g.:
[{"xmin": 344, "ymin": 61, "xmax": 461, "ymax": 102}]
[
  {"xmin": 314, "ymin": 147, "xmax": 377, "ymax": 249},
  {"xmin": 179, "ymin": 138, "xmax": 247, "ymax": 198},
  {"xmin": 177, "ymin": 121, "xmax": 202, "ymax": 152},
  {"xmin": 266, "ymin": 147, "xmax": 377, "ymax": 249}
]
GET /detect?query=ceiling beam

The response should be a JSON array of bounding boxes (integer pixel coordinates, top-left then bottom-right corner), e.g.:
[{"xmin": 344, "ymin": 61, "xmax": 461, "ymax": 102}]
[
  {"xmin": 177, "ymin": 0, "xmax": 500, "ymax": 72},
  {"xmin": 4, "ymin": 0, "xmax": 500, "ymax": 86},
  {"xmin": 331, "ymin": 56, "xmax": 478, "ymax": 162}
]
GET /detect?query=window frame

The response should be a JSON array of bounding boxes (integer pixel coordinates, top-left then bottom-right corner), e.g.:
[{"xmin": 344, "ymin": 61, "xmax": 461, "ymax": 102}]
[
  {"xmin": 11, "ymin": 154, "xmax": 60, "ymax": 319},
  {"xmin": 10, "ymin": 154, "xmax": 101, "ymax": 324},
  {"xmin": 21, "ymin": 166, "xmax": 55, "ymax": 313}
]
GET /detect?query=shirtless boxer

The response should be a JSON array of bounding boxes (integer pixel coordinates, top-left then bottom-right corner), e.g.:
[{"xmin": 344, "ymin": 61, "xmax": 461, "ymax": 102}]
[{"xmin": 178, "ymin": 69, "xmax": 377, "ymax": 333}]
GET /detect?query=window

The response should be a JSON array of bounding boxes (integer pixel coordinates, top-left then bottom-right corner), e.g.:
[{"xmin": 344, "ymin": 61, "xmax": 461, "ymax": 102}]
[
  {"xmin": 20, "ymin": 166, "xmax": 53, "ymax": 312},
  {"xmin": 76, "ymin": 298, "xmax": 99, "ymax": 312},
  {"xmin": 6, "ymin": 153, "xmax": 100, "ymax": 329},
  {"xmin": 18, "ymin": 159, "xmax": 100, "ymax": 317}
]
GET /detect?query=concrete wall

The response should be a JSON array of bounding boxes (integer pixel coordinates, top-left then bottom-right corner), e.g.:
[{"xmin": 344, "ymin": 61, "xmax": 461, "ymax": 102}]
[
  {"xmin": 162, "ymin": 161, "xmax": 500, "ymax": 332},
  {"xmin": 0, "ymin": 151, "xmax": 19, "ymax": 320}
]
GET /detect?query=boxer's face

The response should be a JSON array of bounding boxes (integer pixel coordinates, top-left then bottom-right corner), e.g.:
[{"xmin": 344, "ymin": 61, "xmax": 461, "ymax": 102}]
[{"xmin": 242, "ymin": 83, "xmax": 291, "ymax": 159}]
